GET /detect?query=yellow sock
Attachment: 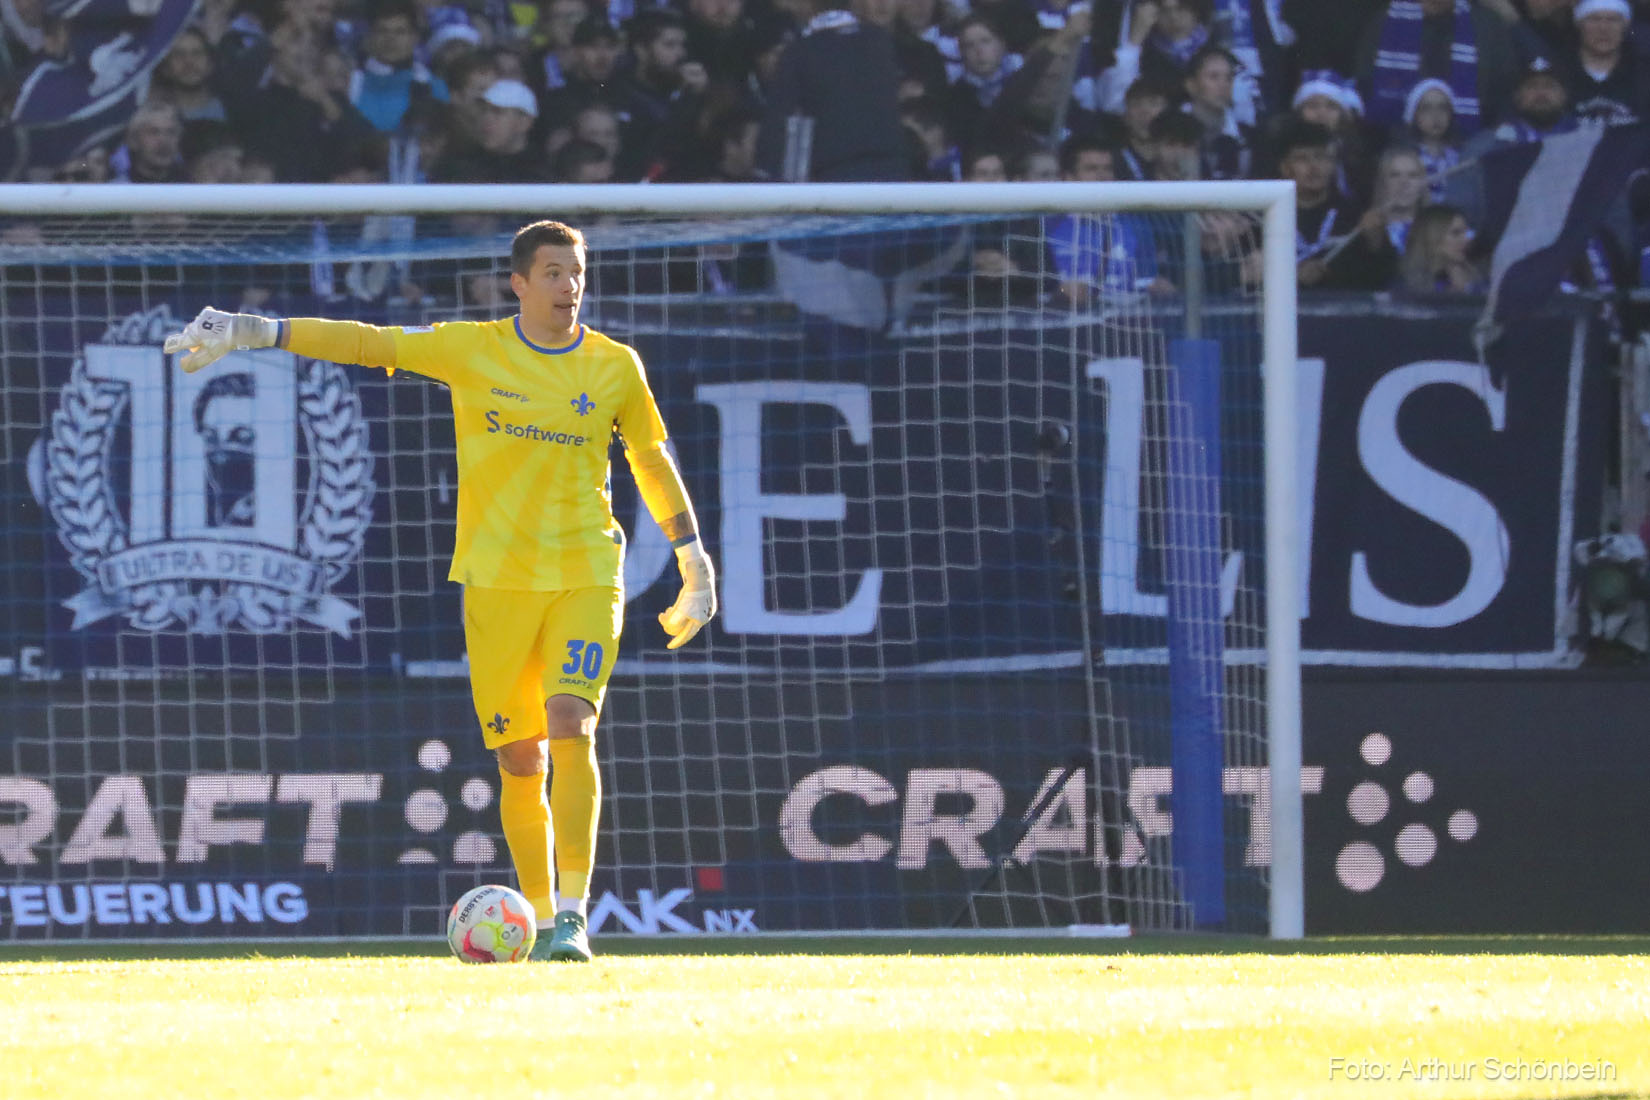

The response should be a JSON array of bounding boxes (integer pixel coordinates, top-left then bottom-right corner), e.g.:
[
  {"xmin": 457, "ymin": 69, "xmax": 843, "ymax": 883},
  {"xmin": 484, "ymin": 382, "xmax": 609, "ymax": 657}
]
[
  {"xmin": 548, "ymin": 734, "xmax": 600, "ymax": 915},
  {"xmin": 496, "ymin": 765, "xmax": 554, "ymax": 925}
]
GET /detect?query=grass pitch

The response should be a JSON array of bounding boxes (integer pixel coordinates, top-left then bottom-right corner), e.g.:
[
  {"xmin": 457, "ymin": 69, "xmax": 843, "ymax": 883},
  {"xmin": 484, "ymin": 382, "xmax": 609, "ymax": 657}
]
[{"xmin": 2, "ymin": 936, "xmax": 1646, "ymax": 1100}]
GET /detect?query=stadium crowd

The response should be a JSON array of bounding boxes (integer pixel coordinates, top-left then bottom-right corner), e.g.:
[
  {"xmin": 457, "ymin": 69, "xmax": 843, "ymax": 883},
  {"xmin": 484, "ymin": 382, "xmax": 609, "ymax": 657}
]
[{"xmin": 4, "ymin": 0, "xmax": 1650, "ymax": 295}]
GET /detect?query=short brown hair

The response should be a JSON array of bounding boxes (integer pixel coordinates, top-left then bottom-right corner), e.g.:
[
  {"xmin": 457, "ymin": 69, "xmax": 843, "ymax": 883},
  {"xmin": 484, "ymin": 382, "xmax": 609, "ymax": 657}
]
[{"xmin": 511, "ymin": 220, "xmax": 587, "ymax": 275}]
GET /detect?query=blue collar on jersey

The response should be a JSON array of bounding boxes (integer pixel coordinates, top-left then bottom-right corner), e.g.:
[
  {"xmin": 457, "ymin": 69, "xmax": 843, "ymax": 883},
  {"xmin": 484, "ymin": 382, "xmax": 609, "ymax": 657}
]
[{"xmin": 514, "ymin": 317, "xmax": 584, "ymax": 355}]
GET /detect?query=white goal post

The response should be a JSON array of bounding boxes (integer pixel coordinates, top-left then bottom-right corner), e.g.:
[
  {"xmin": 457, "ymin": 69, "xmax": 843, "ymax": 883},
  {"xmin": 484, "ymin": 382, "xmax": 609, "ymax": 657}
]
[{"xmin": 0, "ymin": 180, "xmax": 1301, "ymax": 940}]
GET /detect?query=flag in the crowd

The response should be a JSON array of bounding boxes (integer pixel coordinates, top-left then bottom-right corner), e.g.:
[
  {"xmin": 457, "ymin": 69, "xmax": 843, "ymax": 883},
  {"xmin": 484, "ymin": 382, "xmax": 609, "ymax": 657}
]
[
  {"xmin": 1477, "ymin": 123, "xmax": 1650, "ymax": 346},
  {"xmin": 772, "ymin": 226, "xmax": 970, "ymax": 331},
  {"xmin": 4, "ymin": 0, "xmax": 195, "ymax": 179}
]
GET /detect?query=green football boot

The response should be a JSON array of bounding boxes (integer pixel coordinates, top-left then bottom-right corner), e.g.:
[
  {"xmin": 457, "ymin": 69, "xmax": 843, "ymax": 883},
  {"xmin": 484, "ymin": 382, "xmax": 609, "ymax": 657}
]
[{"xmin": 542, "ymin": 910, "xmax": 592, "ymax": 962}]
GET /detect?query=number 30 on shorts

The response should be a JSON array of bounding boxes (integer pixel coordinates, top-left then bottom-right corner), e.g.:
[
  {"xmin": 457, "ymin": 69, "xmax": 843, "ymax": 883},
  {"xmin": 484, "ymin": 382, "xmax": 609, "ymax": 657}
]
[{"xmin": 562, "ymin": 639, "xmax": 605, "ymax": 679}]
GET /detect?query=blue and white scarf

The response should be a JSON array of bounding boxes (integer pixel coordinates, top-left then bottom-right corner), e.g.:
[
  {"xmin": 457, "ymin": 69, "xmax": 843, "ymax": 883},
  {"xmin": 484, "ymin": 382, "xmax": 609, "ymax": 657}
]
[
  {"xmin": 541, "ymin": 53, "xmax": 565, "ymax": 91},
  {"xmin": 803, "ymin": 10, "xmax": 859, "ymax": 36},
  {"xmin": 1387, "ymin": 220, "xmax": 1410, "ymax": 252},
  {"xmin": 1416, "ymin": 144, "xmax": 1459, "ymax": 203},
  {"xmin": 1218, "ymin": 0, "xmax": 1269, "ymax": 50},
  {"xmin": 1369, "ymin": 0, "xmax": 1480, "ymax": 133},
  {"xmin": 1217, "ymin": 0, "xmax": 1282, "ymax": 126},
  {"xmin": 1035, "ymin": 0, "xmax": 1073, "ymax": 32},
  {"xmin": 1495, "ymin": 116, "xmax": 1578, "ymax": 145},
  {"xmin": 1297, "ymin": 206, "xmax": 1343, "ymax": 261},
  {"xmin": 1216, "ymin": 0, "xmax": 1297, "ymax": 49},
  {"xmin": 1224, "ymin": 0, "xmax": 1255, "ymax": 48},
  {"xmin": 924, "ymin": 24, "xmax": 962, "ymax": 83}
]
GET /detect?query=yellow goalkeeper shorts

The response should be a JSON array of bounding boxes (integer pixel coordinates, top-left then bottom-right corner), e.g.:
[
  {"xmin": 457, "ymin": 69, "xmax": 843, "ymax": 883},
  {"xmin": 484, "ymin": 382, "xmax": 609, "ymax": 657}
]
[{"xmin": 462, "ymin": 584, "xmax": 624, "ymax": 749}]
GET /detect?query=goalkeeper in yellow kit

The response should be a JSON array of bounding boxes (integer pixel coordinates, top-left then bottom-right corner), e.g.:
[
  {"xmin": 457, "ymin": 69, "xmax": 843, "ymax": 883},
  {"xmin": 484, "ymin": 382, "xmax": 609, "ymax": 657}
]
[{"xmin": 165, "ymin": 221, "xmax": 716, "ymax": 962}]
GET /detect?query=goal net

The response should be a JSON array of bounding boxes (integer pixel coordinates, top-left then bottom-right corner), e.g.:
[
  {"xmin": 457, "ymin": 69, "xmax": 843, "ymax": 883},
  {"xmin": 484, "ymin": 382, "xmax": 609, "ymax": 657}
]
[{"xmin": 0, "ymin": 183, "xmax": 1300, "ymax": 940}]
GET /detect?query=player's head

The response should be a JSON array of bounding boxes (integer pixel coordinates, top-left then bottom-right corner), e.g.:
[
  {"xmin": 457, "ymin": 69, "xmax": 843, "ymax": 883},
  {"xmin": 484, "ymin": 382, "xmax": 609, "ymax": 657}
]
[
  {"xmin": 512, "ymin": 220, "xmax": 586, "ymax": 274},
  {"xmin": 510, "ymin": 221, "xmax": 588, "ymax": 332}
]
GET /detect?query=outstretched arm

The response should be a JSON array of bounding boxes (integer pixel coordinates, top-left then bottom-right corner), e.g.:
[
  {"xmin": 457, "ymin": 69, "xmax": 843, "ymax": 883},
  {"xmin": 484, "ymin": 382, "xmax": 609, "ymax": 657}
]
[
  {"xmin": 165, "ymin": 307, "xmax": 402, "ymax": 373},
  {"xmin": 627, "ymin": 441, "xmax": 717, "ymax": 649},
  {"xmin": 279, "ymin": 318, "xmax": 399, "ymax": 369}
]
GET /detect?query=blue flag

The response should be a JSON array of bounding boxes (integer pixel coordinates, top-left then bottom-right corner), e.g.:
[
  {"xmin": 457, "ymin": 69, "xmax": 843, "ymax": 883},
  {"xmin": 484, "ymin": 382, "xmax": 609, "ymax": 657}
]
[
  {"xmin": 772, "ymin": 223, "xmax": 970, "ymax": 331},
  {"xmin": 1477, "ymin": 124, "xmax": 1650, "ymax": 348},
  {"xmin": 4, "ymin": 0, "xmax": 195, "ymax": 179}
]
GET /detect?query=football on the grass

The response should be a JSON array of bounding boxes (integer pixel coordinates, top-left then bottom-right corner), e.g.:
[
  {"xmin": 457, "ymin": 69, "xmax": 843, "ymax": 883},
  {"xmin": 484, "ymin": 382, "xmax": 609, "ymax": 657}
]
[{"xmin": 447, "ymin": 885, "xmax": 536, "ymax": 963}]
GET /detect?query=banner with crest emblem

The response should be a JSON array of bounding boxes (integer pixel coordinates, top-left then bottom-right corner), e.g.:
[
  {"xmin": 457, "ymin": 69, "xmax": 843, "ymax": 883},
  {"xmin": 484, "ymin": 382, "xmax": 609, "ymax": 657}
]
[{"xmin": 31, "ymin": 307, "xmax": 374, "ymax": 638}]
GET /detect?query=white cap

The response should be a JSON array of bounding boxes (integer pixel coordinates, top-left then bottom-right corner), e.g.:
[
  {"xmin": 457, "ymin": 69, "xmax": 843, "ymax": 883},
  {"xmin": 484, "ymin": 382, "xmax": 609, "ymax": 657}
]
[
  {"xmin": 482, "ymin": 79, "xmax": 538, "ymax": 118},
  {"xmin": 428, "ymin": 22, "xmax": 482, "ymax": 53},
  {"xmin": 1574, "ymin": 0, "xmax": 1631, "ymax": 20}
]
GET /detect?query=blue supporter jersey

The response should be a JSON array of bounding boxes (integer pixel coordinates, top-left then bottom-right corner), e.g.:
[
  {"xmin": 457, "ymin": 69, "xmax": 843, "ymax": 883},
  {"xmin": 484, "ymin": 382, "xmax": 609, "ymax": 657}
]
[{"xmin": 1048, "ymin": 215, "xmax": 1160, "ymax": 293}]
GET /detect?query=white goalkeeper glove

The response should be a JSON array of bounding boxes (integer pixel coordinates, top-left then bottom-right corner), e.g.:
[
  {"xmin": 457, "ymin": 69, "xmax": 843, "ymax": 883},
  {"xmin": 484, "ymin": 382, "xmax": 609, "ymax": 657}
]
[
  {"xmin": 163, "ymin": 307, "xmax": 280, "ymax": 373},
  {"xmin": 659, "ymin": 540, "xmax": 717, "ymax": 650}
]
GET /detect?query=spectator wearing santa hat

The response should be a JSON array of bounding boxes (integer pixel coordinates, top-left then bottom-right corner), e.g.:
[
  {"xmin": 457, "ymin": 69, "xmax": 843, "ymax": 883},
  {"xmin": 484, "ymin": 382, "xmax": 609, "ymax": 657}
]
[
  {"xmin": 1291, "ymin": 68, "xmax": 1366, "ymax": 132},
  {"xmin": 1260, "ymin": 69, "xmax": 1371, "ymax": 200},
  {"xmin": 1402, "ymin": 79, "xmax": 1461, "ymax": 203},
  {"xmin": 1558, "ymin": 0, "xmax": 1650, "ymax": 124}
]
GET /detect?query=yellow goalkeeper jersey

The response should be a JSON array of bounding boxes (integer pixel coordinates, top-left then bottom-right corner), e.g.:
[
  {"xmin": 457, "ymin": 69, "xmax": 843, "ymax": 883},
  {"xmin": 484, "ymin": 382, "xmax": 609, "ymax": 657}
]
[{"xmin": 386, "ymin": 318, "xmax": 667, "ymax": 591}]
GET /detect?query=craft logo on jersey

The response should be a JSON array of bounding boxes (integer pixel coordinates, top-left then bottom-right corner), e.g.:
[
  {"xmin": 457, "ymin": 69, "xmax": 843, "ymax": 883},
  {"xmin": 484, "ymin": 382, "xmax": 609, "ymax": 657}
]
[
  {"xmin": 31, "ymin": 306, "xmax": 374, "ymax": 637},
  {"xmin": 571, "ymin": 393, "xmax": 595, "ymax": 416}
]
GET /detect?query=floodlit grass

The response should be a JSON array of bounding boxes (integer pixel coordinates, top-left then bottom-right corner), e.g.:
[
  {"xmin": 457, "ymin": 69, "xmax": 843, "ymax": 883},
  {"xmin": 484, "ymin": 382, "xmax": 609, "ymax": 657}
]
[{"xmin": 1, "ymin": 938, "xmax": 1646, "ymax": 1099}]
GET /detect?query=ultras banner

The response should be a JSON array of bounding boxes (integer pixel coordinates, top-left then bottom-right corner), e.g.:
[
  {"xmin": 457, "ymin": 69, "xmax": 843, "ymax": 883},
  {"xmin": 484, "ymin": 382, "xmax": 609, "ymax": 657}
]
[
  {"xmin": 1294, "ymin": 305, "xmax": 1604, "ymax": 664},
  {"xmin": 0, "ymin": 293, "xmax": 1618, "ymax": 939},
  {"xmin": 0, "ymin": 300, "xmax": 1605, "ymax": 678}
]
